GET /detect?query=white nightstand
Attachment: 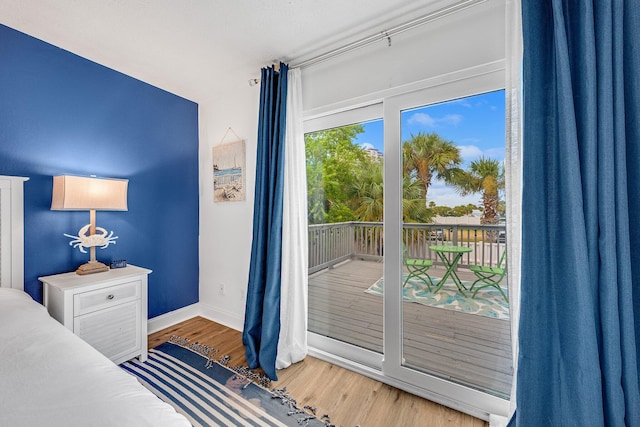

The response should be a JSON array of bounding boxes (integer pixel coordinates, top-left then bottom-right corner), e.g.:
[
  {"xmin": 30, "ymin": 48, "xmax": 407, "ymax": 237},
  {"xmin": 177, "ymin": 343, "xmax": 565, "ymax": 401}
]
[{"xmin": 40, "ymin": 265, "xmax": 151, "ymax": 365}]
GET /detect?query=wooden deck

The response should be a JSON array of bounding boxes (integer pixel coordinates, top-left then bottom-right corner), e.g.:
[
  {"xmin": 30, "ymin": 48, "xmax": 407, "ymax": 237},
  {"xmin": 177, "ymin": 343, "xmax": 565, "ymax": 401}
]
[{"xmin": 308, "ymin": 259, "xmax": 513, "ymax": 398}]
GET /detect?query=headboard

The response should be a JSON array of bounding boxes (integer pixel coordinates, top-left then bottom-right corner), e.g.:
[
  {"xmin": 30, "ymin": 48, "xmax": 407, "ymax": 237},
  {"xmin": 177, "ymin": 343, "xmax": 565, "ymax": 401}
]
[{"xmin": 0, "ymin": 175, "xmax": 29, "ymax": 290}]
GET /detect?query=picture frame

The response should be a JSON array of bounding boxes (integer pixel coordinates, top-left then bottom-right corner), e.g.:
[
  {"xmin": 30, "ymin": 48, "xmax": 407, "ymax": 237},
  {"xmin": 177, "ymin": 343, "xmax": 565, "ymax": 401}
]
[{"xmin": 212, "ymin": 139, "xmax": 246, "ymax": 202}]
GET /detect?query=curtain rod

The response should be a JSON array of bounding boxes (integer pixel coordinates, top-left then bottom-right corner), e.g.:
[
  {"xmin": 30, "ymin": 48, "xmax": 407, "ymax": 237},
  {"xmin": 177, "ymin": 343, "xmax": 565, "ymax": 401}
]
[
  {"xmin": 248, "ymin": 0, "xmax": 486, "ymax": 86},
  {"xmin": 289, "ymin": 0, "xmax": 486, "ymax": 69}
]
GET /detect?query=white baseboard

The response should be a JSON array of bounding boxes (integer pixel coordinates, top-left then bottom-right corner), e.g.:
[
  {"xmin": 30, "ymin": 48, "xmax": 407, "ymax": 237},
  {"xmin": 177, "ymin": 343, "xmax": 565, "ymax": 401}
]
[
  {"xmin": 146, "ymin": 302, "xmax": 244, "ymax": 335},
  {"xmin": 198, "ymin": 302, "xmax": 244, "ymax": 332},
  {"xmin": 147, "ymin": 303, "xmax": 201, "ymax": 334}
]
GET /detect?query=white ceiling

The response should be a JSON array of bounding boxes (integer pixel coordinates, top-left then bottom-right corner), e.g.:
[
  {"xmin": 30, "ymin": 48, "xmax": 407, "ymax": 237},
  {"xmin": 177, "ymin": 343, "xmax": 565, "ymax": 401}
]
[{"xmin": 0, "ymin": 0, "xmax": 444, "ymax": 102}]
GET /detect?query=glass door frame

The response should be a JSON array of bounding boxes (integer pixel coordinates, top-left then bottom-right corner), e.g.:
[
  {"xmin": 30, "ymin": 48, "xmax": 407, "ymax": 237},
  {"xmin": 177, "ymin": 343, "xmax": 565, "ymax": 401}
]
[
  {"xmin": 382, "ymin": 67, "xmax": 509, "ymax": 417},
  {"xmin": 304, "ymin": 102, "xmax": 386, "ymax": 370},
  {"xmin": 303, "ymin": 62, "xmax": 511, "ymax": 419}
]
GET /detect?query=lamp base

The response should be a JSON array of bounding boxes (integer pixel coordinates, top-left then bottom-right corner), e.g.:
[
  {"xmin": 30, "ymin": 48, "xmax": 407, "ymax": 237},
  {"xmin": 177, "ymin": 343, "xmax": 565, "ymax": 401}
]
[{"xmin": 76, "ymin": 260, "xmax": 109, "ymax": 275}]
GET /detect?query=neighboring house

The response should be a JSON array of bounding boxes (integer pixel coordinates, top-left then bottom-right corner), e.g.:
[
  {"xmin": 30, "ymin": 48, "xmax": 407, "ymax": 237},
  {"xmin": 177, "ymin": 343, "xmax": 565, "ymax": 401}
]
[{"xmin": 433, "ymin": 215, "xmax": 482, "ymax": 226}]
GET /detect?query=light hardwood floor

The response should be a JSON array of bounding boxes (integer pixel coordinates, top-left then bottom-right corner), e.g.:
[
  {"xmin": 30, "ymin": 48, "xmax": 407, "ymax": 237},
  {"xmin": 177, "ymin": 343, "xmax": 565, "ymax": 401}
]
[{"xmin": 149, "ymin": 317, "xmax": 488, "ymax": 427}]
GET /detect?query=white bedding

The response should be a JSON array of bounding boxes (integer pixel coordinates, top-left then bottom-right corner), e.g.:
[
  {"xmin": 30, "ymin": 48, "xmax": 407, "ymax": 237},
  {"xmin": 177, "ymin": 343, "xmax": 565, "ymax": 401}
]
[{"xmin": 0, "ymin": 288, "xmax": 191, "ymax": 427}]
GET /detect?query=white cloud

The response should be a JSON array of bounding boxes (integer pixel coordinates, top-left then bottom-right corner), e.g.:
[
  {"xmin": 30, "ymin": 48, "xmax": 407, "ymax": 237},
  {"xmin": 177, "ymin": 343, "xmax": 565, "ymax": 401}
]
[
  {"xmin": 454, "ymin": 144, "xmax": 505, "ymax": 164},
  {"xmin": 449, "ymin": 99, "xmax": 473, "ymax": 108},
  {"xmin": 360, "ymin": 142, "xmax": 374, "ymax": 150},
  {"xmin": 431, "ymin": 193, "xmax": 480, "ymax": 207},
  {"xmin": 458, "ymin": 145, "xmax": 483, "ymax": 161},
  {"xmin": 484, "ymin": 147, "xmax": 505, "ymax": 158},
  {"xmin": 427, "ymin": 181, "xmax": 481, "ymax": 207},
  {"xmin": 407, "ymin": 113, "xmax": 462, "ymax": 128},
  {"xmin": 407, "ymin": 112, "xmax": 436, "ymax": 127},
  {"xmin": 441, "ymin": 114, "xmax": 462, "ymax": 125}
]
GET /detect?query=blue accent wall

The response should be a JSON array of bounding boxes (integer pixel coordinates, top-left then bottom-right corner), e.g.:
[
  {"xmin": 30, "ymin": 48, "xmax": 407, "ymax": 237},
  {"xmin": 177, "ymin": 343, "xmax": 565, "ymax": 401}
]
[{"xmin": 0, "ymin": 24, "xmax": 199, "ymax": 318}]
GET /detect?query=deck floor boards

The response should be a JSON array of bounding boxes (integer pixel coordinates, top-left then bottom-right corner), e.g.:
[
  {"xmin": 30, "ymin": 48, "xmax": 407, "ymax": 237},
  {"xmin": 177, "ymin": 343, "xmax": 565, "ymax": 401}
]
[{"xmin": 308, "ymin": 259, "xmax": 513, "ymax": 398}]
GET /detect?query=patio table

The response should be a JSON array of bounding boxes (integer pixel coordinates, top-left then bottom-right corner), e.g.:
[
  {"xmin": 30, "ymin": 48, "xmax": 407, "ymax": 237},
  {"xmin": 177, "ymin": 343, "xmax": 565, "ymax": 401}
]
[{"xmin": 429, "ymin": 245, "xmax": 472, "ymax": 295}]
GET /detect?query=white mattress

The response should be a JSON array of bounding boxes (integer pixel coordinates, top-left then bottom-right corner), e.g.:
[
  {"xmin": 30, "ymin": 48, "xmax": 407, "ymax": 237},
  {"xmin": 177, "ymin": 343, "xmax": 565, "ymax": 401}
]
[{"xmin": 0, "ymin": 288, "xmax": 191, "ymax": 427}]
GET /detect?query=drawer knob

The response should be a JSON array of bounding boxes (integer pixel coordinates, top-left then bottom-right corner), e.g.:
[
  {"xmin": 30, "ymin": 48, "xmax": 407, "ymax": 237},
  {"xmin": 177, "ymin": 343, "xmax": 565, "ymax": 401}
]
[{"xmin": 106, "ymin": 294, "xmax": 115, "ymax": 300}]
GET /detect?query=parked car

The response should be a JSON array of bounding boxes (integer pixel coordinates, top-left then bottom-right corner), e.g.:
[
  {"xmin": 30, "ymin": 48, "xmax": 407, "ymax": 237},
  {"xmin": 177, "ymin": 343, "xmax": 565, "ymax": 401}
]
[
  {"xmin": 429, "ymin": 229, "xmax": 444, "ymax": 240},
  {"xmin": 498, "ymin": 230, "xmax": 506, "ymax": 243}
]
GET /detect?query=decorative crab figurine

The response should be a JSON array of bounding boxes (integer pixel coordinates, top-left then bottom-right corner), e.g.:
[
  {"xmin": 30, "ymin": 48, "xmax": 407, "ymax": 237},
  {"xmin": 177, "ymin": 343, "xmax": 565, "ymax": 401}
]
[{"xmin": 64, "ymin": 224, "xmax": 118, "ymax": 253}]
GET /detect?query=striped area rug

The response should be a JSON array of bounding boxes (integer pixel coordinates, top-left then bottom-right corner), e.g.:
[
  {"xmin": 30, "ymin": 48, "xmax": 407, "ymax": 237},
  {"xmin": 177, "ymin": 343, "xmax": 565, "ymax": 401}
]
[{"xmin": 121, "ymin": 342, "xmax": 326, "ymax": 427}]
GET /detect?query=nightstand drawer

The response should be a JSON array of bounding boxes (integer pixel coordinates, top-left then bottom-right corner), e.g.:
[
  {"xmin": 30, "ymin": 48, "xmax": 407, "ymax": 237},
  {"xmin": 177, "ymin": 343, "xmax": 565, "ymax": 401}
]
[
  {"xmin": 74, "ymin": 300, "xmax": 141, "ymax": 362},
  {"xmin": 73, "ymin": 280, "xmax": 140, "ymax": 316}
]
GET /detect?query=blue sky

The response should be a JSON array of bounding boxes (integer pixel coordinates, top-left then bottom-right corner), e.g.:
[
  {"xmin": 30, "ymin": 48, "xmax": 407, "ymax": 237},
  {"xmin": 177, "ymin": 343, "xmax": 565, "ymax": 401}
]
[{"xmin": 354, "ymin": 89, "xmax": 505, "ymax": 207}]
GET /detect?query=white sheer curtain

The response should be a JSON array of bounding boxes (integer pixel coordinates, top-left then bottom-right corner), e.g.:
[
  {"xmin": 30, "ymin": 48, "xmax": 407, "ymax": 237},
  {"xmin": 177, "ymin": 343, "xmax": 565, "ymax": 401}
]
[
  {"xmin": 504, "ymin": 0, "xmax": 523, "ymax": 423},
  {"xmin": 276, "ymin": 67, "xmax": 309, "ymax": 369},
  {"xmin": 491, "ymin": 3, "xmax": 522, "ymax": 425}
]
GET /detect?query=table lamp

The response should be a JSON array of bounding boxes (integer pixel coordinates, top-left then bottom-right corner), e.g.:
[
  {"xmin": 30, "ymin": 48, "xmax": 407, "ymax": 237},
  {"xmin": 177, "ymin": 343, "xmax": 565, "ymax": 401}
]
[{"xmin": 51, "ymin": 175, "xmax": 128, "ymax": 275}]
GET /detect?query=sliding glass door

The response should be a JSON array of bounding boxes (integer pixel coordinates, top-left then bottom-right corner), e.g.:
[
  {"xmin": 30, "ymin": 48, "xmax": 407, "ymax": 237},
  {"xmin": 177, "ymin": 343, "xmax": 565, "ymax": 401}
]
[
  {"xmin": 399, "ymin": 91, "xmax": 511, "ymax": 397},
  {"xmin": 305, "ymin": 104, "xmax": 386, "ymax": 367},
  {"xmin": 383, "ymin": 70, "xmax": 510, "ymax": 415},
  {"xmin": 305, "ymin": 67, "xmax": 512, "ymax": 416}
]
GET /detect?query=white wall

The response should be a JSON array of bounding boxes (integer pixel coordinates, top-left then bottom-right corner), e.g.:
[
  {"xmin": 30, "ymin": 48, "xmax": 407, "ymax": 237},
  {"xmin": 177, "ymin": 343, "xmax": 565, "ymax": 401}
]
[
  {"xmin": 302, "ymin": 0, "xmax": 505, "ymax": 114},
  {"xmin": 197, "ymin": 0, "xmax": 505, "ymax": 331},
  {"xmin": 198, "ymin": 82, "xmax": 260, "ymax": 330}
]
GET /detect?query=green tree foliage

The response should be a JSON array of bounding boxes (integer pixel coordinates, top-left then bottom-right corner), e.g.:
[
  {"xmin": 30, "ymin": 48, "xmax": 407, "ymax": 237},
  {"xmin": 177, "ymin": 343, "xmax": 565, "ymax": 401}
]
[
  {"xmin": 305, "ymin": 125, "xmax": 368, "ymax": 224},
  {"xmin": 348, "ymin": 160, "xmax": 383, "ymax": 222},
  {"xmin": 347, "ymin": 159, "xmax": 433, "ymax": 223},
  {"xmin": 402, "ymin": 132, "xmax": 462, "ymax": 202},
  {"xmin": 430, "ymin": 204, "xmax": 478, "ymax": 217},
  {"xmin": 306, "ymin": 125, "xmax": 437, "ymax": 224},
  {"xmin": 402, "ymin": 176, "xmax": 433, "ymax": 223},
  {"xmin": 452, "ymin": 204, "xmax": 474, "ymax": 216},
  {"xmin": 452, "ymin": 157, "xmax": 504, "ymax": 224}
]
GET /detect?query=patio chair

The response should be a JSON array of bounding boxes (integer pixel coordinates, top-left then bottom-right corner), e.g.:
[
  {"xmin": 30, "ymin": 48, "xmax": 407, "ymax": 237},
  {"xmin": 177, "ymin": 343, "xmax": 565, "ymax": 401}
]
[
  {"xmin": 403, "ymin": 243, "xmax": 435, "ymax": 290},
  {"xmin": 469, "ymin": 249, "xmax": 508, "ymax": 302}
]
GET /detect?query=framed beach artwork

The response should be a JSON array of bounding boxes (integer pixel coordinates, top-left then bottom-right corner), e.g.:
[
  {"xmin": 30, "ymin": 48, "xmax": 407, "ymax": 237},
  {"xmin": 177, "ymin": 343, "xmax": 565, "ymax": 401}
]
[{"xmin": 212, "ymin": 139, "xmax": 245, "ymax": 202}]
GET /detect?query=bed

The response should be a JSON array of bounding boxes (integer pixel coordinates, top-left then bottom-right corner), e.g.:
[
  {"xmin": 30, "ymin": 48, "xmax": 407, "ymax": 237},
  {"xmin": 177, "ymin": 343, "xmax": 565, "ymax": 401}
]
[
  {"xmin": 0, "ymin": 176, "xmax": 190, "ymax": 426},
  {"xmin": 0, "ymin": 288, "xmax": 190, "ymax": 426}
]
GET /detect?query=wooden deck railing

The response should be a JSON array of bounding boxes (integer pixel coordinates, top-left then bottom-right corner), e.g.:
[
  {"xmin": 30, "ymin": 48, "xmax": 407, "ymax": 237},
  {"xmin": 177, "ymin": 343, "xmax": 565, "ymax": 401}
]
[
  {"xmin": 308, "ymin": 222, "xmax": 355, "ymax": 274},
  {"xmin": 308, "ymin": 221, "xmax": 506, "ymax": 273}
]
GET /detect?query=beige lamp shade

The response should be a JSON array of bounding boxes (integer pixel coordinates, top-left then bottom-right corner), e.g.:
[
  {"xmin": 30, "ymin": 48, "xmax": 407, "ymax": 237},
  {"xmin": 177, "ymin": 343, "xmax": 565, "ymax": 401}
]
[{"xmin": 51, "ymin": 175, "xmax": 128, "ymax": 211}]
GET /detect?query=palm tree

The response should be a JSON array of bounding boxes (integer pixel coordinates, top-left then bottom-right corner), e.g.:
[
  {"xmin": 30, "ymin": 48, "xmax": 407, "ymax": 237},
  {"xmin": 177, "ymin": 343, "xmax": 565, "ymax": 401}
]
[
  {"xmin": 402, "ymin": 176, "xmax": 432, "ymax": 223},
  {"xmin": 402, "ymin": 132, "xmax": 462, "ymax": 202},
  {"xmin": 348, "ymin": 160, "xmax": 433, "ymax": 223},
  {"xmin": 349, "ymin": 161, "xmax": 384, "ymax": 222},
  {"xmin": 453, "ymin": 157, "xmax": 504, "ymax": 225}
]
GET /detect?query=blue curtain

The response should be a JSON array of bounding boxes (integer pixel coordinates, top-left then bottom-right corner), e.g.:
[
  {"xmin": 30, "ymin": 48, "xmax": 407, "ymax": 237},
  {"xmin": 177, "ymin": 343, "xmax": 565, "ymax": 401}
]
[
  {"xmin": 243, "ymin": 63, "xmax": 289, "ymax": 381},
  {"xmin": 512, "ymin": 2, "xmax": 640, "ymax": 425}
]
